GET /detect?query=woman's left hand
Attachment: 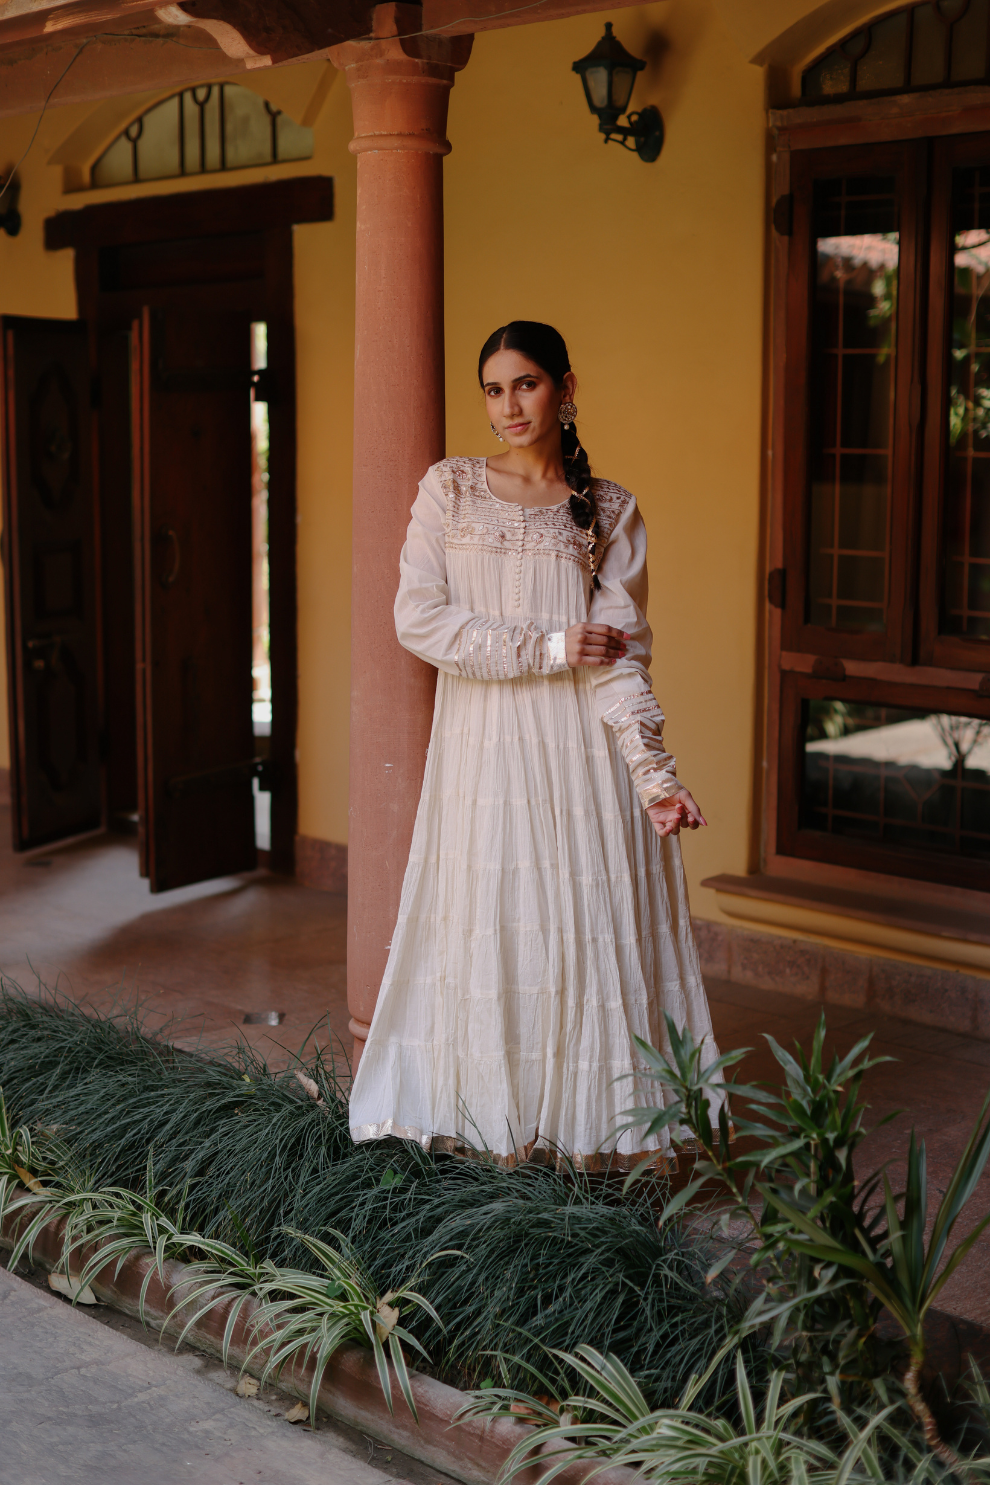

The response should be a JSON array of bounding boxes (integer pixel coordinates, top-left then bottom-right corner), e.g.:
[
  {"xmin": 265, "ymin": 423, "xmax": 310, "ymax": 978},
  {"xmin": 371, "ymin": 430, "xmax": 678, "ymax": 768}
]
[{"xmin": 646, "ymin": 789, "xmax": 707, "ymax": 838}]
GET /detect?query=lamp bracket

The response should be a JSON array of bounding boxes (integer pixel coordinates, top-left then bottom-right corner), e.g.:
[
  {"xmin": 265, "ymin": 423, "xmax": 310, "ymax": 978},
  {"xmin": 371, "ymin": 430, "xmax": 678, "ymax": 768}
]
[{"xmin": 599, "ymin": 104, "xmax": 664, "ymax": 163}]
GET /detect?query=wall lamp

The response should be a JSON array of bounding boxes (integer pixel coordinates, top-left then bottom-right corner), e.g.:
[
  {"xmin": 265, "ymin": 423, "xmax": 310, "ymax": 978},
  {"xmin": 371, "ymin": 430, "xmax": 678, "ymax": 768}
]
[
  {"xmin": 0, "ymin": 176, "xmax": 21, "ymax": 237},
  {"xmin": 571, "ymin": 24, "xmax": 663, "ymax": 163}
]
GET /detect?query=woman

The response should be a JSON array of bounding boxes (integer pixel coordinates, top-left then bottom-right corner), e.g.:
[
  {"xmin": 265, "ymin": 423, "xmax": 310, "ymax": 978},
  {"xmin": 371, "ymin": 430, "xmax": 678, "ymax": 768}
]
[{"xmin": 348, "ymin": 321, "xmax": 718, "ymax": 1172}]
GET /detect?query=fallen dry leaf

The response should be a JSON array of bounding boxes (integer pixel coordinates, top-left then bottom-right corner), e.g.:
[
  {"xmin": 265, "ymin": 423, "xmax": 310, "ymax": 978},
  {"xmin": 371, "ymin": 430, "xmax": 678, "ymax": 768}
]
[
  {"xmin": 284, "ymin": 1402, "xmax": 309, "ymax": 1424},
  {"xmin": 13, "ymin": 1164, "xmax": 46, "ymax": 1195},
  {"xmin": 374, "ymin": 1301, "xmax": 400, "ymax": 1341},
  {"xmin": 235, "ymin": 1375, "xmax": 260, "ymax": 1398},
  {"xmin": 294, "ymin": 1071, "xmax": 326, "ymax": 1108},
  {"xmin": 48, "ymin": 1272, "xmax": 97, "ymax": 1304}
]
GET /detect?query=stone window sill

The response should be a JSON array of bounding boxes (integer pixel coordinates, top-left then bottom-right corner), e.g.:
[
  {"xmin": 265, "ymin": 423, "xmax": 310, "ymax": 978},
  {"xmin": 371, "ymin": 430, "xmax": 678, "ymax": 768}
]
[{"xmin": 701, "ymin": 872, "xmax": 990, "ymax": 972}]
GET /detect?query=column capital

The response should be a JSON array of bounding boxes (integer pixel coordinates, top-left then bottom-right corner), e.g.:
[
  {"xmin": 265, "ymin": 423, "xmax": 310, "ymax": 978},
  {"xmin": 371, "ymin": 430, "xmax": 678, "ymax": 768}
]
[{"xmin": 330, "ymin": 2, "xmax": 472, "ymax": 156}]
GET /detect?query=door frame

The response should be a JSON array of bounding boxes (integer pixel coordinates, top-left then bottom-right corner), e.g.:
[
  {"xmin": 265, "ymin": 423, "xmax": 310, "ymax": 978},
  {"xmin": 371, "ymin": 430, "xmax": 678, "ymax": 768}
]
[{"xmin": 44, "ymin": 177, "xmax": 333, "ymax": 876}]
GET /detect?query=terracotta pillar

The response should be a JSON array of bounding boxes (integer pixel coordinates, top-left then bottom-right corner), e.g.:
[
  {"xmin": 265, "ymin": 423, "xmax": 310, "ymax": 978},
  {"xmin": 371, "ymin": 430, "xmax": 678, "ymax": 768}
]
[{"xmin": 330, "ymin": 5, "xmax": 472, "ymax": 1067}]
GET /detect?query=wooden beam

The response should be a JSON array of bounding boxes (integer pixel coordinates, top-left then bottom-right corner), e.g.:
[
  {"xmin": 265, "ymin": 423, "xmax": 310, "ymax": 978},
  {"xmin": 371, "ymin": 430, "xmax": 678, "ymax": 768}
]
[
  {"xmin": 44, "ymin": 174, "xmax": 333, "ymax": 249},
  {"xmin": 420, "ymin": 0, "xmax": 643, "ymax": 38}
]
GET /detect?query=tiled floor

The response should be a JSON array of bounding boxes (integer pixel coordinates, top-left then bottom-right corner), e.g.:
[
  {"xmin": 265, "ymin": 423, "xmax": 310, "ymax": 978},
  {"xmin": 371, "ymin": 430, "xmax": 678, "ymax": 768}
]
[{"xmin": 2, "ymin": 807, "xmax": 990, "ymax": 1343}]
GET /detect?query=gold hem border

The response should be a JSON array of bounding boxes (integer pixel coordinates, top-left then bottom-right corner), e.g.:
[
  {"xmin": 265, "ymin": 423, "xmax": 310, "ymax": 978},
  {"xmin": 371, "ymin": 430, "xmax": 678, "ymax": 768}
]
[{"xmin": 350, "ymin": 1120, "xmax": 679, "ymax": 1175}]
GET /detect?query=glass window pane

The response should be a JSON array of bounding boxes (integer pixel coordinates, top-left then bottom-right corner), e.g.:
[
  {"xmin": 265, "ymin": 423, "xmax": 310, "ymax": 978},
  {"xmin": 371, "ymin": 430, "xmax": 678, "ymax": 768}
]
[
  {"xmin": 911, "ymin": 5, "xmax": 949, "ymax": 84},
  {"xmin": 803, "ymin": 51, "xmax": 852, "ymax": 98},
  {"xmin": 276, "ymin": 113, "xmax": 315, "ymax": 163},
  {"xmin": 808, "ymin": 177, "xmax": 897, "ymax": 632},
  {"xmin": 135, "ymin": 95, "xmax": 182, "ymax": 183},
  {"xmin": 943, "ymin": 166, "xmax": 990, "ymax": 639},
  {"xmin": 223, "ymin": 86, "xmax": 275, "ymax": 170},
  {"xmin": 951, "ymin": 0, "xmax": 990, "ymax": 78},
  {"xmin": 856, "ymin": 12, "xmax": 909, "ymax": 90},
  {"xmin": 800, "ymin": 700, "xmax": 990, "ymax": 860}
]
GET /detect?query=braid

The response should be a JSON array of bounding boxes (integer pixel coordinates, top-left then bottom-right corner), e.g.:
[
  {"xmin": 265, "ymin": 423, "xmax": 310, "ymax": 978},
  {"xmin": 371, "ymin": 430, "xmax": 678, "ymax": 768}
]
[
  {"xmin": 561, "ymin": 420, "xmax": 600, "ymax": 591},
  {"xmin": 478, "ymin": 321, "xmax": 603, "ymax": 592}
]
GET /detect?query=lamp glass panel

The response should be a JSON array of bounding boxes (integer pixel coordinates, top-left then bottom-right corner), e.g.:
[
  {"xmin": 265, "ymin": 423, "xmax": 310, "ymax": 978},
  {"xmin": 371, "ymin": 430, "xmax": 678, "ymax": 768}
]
[
  {"xmin": 583, "ymin": 65, "xmax": 609, "ymax": 109},
  {"xmin": 610, "ymin": 66, "xmax": 635, "ymax": 110}
]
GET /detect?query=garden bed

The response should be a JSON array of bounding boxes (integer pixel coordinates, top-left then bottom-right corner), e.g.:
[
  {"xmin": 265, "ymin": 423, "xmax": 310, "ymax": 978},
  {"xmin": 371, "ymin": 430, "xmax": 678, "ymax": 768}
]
[{"xmin": 0, "ymin": 1193, "xmax": 634, "ymax": 1485}]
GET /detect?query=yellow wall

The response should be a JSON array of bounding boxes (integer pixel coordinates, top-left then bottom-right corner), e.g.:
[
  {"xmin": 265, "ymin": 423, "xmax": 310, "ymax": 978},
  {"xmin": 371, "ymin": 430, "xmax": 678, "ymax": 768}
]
[
  {"xmin": 445, "ymin": 0, "xmax": 767, "ymax": 922},
  {"xmin": 0, "ymin": 0, "xmax": 767, "ymax": 890}
]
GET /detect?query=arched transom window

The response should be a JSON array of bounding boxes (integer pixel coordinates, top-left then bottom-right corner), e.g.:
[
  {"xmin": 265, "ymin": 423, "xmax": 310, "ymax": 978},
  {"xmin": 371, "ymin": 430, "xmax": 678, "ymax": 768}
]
[
  {"xmin": 803, "ymin": 0, "xmax": 990, "ymax": 100},
  {"xmin": 91, "ymin": 83, "xmax": 313, "ymax": 188}
]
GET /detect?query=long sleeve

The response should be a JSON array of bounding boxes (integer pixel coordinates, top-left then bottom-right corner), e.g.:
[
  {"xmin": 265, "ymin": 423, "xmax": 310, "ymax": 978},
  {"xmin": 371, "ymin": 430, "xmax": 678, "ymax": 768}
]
[
  {"xmin": 589, "ymin": 496, "xmax": 683, "ymax": 808},
  {"xmin": 394, "ymin": 466, "xmax": 569, "ymax": 680}
]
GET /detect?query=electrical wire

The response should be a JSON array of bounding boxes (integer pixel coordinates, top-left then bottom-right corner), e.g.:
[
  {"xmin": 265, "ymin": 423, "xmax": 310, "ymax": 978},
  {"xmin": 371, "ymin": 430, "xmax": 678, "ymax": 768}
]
[
  {"xmin": 0, "ymin": 0, "xmax": 572, "ymax": 208},
  {"xmin": 0, "ymin": 37, "xmax": 91, "ymax": 207}
]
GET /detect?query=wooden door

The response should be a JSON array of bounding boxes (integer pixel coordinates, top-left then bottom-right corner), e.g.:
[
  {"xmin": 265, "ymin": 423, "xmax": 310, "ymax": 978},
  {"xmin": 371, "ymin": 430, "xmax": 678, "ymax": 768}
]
[
  {"xmin": 0, "ymin": 317, "xmax": 102, "ymax": 849},
  {"xmin": 132, "ymin": 305, "xmax": 257, "ymax": 891}
]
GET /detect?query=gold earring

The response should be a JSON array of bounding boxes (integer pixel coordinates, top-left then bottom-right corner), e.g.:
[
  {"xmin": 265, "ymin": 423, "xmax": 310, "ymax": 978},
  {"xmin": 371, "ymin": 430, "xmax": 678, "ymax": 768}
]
[
  {"xmin": 490, "ymin": 420, "xmax": 505, "ymax": 442},
  {"xmin": 558, "ymin": 401, "xmax": 578, "ymax": 429}
]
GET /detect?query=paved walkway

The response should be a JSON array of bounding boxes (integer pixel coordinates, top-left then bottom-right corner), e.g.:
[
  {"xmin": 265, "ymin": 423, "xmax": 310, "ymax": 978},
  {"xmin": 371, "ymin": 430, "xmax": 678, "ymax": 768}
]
[
  {"xmin": 0, "ymin": 1262, "xmax": 430, "ymax": 1485},
  {"xmin": 2, "ymin": 807, "xmax": 990, "ymax": 1343}
]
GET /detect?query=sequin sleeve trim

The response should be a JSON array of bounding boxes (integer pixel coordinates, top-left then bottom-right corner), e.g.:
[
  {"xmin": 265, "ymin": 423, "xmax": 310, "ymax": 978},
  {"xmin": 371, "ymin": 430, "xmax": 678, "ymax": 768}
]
[
  {"xmin": 453, "ymin": 618, "xmax": 565, "ymax": 681},
  {"xmin": 601, "ymin": 693, "xmax": 682, "ymax": 808},
  {"xmin": 546, "ymin": 632, "xmax": 568, "ymax": 673}
]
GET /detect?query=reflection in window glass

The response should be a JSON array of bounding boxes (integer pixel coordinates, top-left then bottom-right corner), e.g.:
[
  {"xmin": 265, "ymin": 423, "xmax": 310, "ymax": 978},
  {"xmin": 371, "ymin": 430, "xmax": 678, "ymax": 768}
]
[
  {"xmin": 91, "ymin": 83, "xmax": 313, "ymax": 188},
  {"xmin": 799, "ymin": 699, "xmax": 990, "ymax": 859},
  {"xmin": 808, "ymin": 178, "xmax": 897, "ymax": 632},
  {"xmin": 945, "ymin": 167, "xmax": 990, "ymax": 639}
]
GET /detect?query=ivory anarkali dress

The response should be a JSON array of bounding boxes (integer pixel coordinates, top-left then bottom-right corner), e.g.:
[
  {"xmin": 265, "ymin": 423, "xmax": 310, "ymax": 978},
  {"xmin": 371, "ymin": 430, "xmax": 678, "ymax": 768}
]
[{"xmin": 348, "ymin": 456, "xmax": 718, "ymax": 1171}]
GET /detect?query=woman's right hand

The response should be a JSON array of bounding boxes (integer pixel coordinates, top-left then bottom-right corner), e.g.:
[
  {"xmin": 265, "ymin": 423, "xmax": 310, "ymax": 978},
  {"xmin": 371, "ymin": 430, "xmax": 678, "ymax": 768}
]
[{"xmin": 564, "ymin": 623, "xmax": 628, "ymax": 668}]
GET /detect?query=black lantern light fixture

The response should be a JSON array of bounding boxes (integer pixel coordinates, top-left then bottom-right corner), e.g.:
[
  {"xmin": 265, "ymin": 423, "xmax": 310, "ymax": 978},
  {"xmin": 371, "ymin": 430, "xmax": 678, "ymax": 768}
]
[
  {"xmin": 0, "ymin": 174, "xmax": 20, "ymax": 238},
  {"xmin": 571, "ymin": 23, "xmax": 663, "ymax": 163}
]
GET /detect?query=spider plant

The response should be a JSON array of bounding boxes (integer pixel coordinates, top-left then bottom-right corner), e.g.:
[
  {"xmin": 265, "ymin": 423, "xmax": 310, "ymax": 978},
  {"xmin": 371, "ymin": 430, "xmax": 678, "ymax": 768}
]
[
  {"xmin": 172, "ymin": 1225, "xmax": 454, "ymax": 1425},
  {"xmin": 0, "ymin": 1085, "xmax": 38, "ymax": 1210},
  {"xmin": 245, "ymin": 1227, "xmax": 454, "ymax": 1423},
  {"xmin": 457, "ymin": 1347, "xmax": 901, "ymax": 1485}
]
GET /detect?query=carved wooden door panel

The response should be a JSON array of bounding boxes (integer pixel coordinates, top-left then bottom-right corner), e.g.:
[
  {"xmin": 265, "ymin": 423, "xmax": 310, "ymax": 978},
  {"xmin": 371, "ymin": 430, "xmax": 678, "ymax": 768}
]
[
  {"xmin": 0, "ymin": 317, "xmax": 102, "ymax": 850},
  {"xmin": 131, "ymin": 305, "xmax": 257, "ymax": 891}
]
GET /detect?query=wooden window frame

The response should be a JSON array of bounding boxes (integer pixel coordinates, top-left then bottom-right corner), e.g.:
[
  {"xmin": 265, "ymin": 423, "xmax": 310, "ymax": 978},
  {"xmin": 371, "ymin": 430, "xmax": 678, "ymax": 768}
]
[
  {"xmin": 920, "ymin": 128, "xmax": 990, "ymax": 671},
  {"xmin": 776, "ymin": 669, "xmax": 990, "ymax": 891},
  {"xmin": 764, "ymin": 89, "xmax": 990, "ymax": 903},
  {"xmin": 782, "ymin": 139, "xmax": 926, "ymax": 664}
]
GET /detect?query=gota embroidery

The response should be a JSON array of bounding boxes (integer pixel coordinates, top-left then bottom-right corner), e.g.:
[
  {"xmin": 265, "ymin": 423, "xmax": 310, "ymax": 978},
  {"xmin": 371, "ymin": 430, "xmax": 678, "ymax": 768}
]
[
  {"xmin": 602, "ymin": 693, "xmax": 680, "ymax": 807},
  {"xmin": 454, "ymin": 616, "xmax": 560, "ymax": 680},
  {"xmin": 438, "ymin": 456, "xmax": 631, "ymax": 575}
]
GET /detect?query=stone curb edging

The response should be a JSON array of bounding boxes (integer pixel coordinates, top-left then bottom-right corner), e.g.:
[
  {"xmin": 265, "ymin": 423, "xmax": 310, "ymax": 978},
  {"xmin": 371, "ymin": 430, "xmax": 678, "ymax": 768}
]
[{"xmin": 0, "ymin": 1196, "xmax": 636, "ymax": 1485}]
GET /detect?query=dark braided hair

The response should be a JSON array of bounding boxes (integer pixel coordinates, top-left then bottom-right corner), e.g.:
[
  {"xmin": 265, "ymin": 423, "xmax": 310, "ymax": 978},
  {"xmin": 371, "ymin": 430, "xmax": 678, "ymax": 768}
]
[{"xmin": 478, "ymin": 321, "xmax": 600, "ymax": 589}]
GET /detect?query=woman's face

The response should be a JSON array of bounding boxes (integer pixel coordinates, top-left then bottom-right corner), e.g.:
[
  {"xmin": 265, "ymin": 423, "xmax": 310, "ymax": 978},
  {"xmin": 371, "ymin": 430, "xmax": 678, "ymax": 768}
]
[{"xmin": 481, "ymin": 349, "xmax": 576, "ymax": 448}]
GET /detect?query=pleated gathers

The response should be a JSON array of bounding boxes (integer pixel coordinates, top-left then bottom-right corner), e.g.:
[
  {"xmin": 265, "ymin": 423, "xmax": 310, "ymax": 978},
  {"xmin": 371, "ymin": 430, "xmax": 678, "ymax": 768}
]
[{"xmin": 347, "ymin": 458, "xmax": 719, "ymax": 1170}]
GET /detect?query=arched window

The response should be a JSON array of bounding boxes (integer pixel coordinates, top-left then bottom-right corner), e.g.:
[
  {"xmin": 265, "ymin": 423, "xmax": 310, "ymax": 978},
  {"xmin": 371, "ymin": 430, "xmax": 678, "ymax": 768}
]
[
  {"xmin": 91, "ymin": 83, "xmax": 313, "ymax": 188},
  {"xmin": 803, "ymin": 0, "xmax": 990, "ymax": 100}
]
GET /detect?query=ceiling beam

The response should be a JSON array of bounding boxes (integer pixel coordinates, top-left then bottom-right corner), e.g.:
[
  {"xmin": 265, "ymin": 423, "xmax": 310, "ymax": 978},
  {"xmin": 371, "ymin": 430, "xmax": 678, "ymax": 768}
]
[{"xmin": 0, "ymin": 0, "xmax": 645, "ymax": 119}]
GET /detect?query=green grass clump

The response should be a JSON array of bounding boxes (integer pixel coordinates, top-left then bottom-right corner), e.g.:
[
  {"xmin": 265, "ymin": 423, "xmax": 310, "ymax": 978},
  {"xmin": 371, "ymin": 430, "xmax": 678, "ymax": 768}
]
[
  {"xmin": 0, "ymin": 980, "xmax": 754, "ymax": 1406},
  {"xmin": 0, "ymin": 979, "xmax": 351, "ymax": 1247}
]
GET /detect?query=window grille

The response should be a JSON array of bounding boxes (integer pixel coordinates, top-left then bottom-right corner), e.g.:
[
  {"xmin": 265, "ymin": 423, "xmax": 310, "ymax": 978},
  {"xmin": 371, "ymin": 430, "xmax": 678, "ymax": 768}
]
[
  {"xmin": 803, "ymin": 0, "xmax": 990, "ymax": 100},
  {"xmin": 91, "ymin": 84, "xmax": 313, "ymax": 189}
]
